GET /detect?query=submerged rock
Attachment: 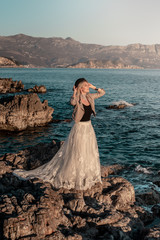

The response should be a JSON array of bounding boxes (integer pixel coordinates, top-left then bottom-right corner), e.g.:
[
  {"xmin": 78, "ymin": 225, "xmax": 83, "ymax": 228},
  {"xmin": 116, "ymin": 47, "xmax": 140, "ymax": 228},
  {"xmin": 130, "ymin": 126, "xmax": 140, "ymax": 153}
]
[
  {"xmin": 144, "ymin": 225, "xmax": 160, "ymax": 240},
  {"xmin": 136, "ymin": 189, "xmax": 160, "ymax": 205},
  {"xmin": 135, "ymin": 164, "xmax": 152, "ymax": 174},
  {"xmin": 0, "ymin": 93, "xmax": 54, "ymax": 131},
  {"xmin": 27, "ymin": 85, "xmax": 47, "ymax": 93},
  {"xmin": 52, "ymin": 119, "xmax": 72, "ymax": 123},
  {"xmin": 0, "ymin": 78, "xmax": 24, "ymax": 93}
]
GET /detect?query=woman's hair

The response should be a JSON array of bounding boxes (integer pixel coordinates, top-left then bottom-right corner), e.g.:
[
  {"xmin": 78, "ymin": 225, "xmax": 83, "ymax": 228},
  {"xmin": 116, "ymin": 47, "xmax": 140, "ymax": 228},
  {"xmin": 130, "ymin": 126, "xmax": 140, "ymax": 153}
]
[
  {"xmin": 75, "ymin": 78, "xmax": 87, "ymax": 88},
  {"xmin": 75, "ymin": 78, "xmax": 88, "ymax": 95}
]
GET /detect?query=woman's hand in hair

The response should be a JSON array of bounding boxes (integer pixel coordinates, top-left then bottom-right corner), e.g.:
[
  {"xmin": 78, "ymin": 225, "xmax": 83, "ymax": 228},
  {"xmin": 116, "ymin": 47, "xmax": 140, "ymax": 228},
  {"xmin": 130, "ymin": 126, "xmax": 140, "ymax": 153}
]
[
  {"xmin": 72, "ymin": 85, "xmax": 77, "ymax": 98},
  {"xmin": 73, "ymin": 85, "xmax": 77, "ymax": 92}
]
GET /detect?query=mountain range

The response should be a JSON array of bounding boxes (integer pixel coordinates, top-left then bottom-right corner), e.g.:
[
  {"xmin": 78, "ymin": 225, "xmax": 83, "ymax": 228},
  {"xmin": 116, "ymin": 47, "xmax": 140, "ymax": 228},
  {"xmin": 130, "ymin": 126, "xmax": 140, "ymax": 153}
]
[{"xmin": 0, "ymin": 34, "xmax": 160, "ymax": 68}]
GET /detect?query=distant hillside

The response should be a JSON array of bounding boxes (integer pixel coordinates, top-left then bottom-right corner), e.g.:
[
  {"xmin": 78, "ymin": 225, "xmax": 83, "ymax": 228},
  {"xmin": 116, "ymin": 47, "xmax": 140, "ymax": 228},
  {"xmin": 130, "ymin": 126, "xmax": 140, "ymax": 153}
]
[{"xmin": 0, "ymin": 34, "xmax": 160, "ymax": 68}]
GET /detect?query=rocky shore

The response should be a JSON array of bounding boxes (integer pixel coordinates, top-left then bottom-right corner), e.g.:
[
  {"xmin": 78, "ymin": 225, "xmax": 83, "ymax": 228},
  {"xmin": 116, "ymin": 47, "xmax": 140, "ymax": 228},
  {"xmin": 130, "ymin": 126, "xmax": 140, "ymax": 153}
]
[
  {"xmin": 67, "ymin": 60, "xmax": 143, "ymax": 69},
  {"xmin": 0, "ymin": 78, "xmax": 24, "ymax": 93},
  {"xmin": 0, "ymin": 57, "xmax": 24, "ymax": 68},
  {"xmin": 0, "ymin": 93, "xmax": 54, "ymax": 131},
  {"xmin": 0, "ymin": 141, "xmax": 160, "ymax": 239},
  {"xmin": 0, "ymin": 78, "xmax": 48, "ymax": 94}
]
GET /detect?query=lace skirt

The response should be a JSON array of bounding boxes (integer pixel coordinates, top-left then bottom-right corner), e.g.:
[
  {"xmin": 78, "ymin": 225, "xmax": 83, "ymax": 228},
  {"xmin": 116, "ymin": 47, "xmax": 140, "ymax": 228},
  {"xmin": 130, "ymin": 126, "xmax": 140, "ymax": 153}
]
[{"xmin": 13, "ymin": 120, "xmax": 102, "ymax": 190}]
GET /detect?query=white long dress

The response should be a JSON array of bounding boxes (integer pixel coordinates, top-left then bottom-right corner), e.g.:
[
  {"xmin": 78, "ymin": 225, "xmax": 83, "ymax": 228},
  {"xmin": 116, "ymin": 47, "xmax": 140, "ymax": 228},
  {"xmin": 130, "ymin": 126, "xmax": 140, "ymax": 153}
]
[{"xmin": 13, "ymin": 120, "xmax": 101, "ymax": 190}]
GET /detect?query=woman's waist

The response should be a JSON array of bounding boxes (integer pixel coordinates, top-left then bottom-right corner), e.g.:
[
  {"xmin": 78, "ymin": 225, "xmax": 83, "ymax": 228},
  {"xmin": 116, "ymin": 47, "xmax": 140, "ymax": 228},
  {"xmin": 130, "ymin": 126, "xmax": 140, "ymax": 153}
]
[{"xmin": 75, "ymin": 120, "xmax": 91, "ymax": 125}]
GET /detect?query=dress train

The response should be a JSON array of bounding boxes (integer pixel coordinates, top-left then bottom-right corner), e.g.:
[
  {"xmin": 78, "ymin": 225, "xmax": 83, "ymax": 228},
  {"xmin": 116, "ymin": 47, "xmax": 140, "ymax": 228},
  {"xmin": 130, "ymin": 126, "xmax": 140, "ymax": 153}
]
[{"xmin": 13, "ymin": 120, "xmax": 101, "ymax": 190}]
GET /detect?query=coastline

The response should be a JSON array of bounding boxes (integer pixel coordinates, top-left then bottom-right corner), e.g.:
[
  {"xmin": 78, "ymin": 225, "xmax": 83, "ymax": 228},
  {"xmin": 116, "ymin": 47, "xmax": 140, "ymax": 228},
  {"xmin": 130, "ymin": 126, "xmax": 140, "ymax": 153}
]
[{"xmin": 1, "ymin": 69, "xmax": 160, "ymax": 238}]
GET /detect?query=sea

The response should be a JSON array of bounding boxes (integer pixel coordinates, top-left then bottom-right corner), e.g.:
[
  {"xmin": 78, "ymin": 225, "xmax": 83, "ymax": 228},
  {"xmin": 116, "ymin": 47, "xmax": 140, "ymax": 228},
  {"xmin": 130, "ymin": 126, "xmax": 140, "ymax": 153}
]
[{"xmin": 0, "ymin": 68, "xmax": 160, "ymax": 195}]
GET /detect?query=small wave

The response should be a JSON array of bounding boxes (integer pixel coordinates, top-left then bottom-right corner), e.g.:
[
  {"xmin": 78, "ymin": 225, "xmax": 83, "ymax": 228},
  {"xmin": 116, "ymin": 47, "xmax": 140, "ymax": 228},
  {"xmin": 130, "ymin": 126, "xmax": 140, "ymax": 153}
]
[
  {"xmin": 112, "ymin": 100, "xmax": 134, "ymax": 107},
  {"xmin": 135, "ymin": 164, "xmax": 152, "ymax": 174},
  {"xmin": 106, "ymin": 100, "xmax": 135, "ymax": 110}
]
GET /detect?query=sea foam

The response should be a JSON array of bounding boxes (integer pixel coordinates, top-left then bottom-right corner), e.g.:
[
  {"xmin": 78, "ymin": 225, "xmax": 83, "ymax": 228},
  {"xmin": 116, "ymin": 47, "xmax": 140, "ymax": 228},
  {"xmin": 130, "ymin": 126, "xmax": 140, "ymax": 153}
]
[
  {"xmin": 135, "ymin": 165, "xmax": 152, "ymax": 174},
  {"xmin": 112, "ymin": 100, "xmax": 134, "ymax": 107}
]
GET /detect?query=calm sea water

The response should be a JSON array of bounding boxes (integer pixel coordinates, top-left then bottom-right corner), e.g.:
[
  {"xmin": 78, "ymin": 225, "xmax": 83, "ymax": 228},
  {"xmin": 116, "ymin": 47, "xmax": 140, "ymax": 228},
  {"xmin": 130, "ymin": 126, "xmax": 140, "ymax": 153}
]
[{"xmin": 0, "ymin": 68, "xmax": 160, "ymax": 192}]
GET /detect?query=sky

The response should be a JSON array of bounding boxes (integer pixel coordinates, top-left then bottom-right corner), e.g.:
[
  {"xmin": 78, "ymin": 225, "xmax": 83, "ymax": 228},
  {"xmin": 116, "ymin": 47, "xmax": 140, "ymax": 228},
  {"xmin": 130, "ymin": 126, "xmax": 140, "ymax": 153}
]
[{"xmin": 1, "ymin": 0, "xmax": 160, "ymax": 46}]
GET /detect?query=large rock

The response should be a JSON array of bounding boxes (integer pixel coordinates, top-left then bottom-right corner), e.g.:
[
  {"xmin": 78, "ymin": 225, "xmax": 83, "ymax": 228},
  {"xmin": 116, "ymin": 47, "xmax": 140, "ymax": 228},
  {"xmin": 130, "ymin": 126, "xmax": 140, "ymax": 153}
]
[
  {"xmin": 0, "ymin": 93, "xmax": 54, "ymax": 131},
  {"xmin": 0, "ymin": 78, "xmax": 24, "ymax": 93}
]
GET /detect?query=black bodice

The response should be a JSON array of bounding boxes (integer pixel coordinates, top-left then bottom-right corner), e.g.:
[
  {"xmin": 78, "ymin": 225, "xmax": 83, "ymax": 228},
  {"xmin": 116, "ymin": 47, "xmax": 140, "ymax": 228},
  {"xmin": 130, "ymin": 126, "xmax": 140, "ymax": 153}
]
[{"xmin": 80, "ymin": 104, "xmax": 93, "ymax": 122}]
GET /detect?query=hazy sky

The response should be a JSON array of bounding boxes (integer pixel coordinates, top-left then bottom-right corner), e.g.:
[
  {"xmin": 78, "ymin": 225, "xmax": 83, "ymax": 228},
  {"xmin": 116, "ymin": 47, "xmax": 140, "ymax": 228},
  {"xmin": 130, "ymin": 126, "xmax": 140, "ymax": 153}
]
[{"xmin": 1, "ymin": 0, "xmax": 160, "ymax": 46}]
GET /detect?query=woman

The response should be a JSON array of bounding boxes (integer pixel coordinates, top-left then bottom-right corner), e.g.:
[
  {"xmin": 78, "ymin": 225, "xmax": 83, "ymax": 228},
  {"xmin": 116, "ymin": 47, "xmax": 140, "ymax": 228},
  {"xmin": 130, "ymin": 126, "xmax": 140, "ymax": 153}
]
[{"xmin": 13, "ymin": 78, "xmax": 105, "ymax": 190}]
